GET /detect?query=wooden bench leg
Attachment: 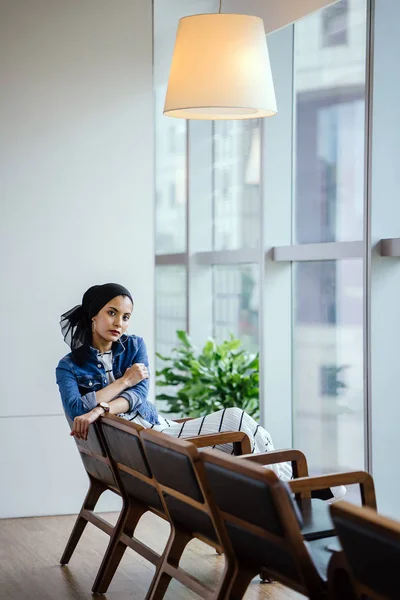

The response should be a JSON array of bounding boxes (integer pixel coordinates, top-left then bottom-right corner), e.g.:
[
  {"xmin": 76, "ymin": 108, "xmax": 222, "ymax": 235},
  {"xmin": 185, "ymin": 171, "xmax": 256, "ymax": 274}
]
[
  {"xmin": 327, "ymin": 551, "xmax": 358, "ymax": 600},
  {"xmin": 60, "ymin": 478, "xmax": 106, "ymax": 565},
  {"xmin": 260, "ymin": 567, "xmax": 273, "ymax": 583},
  {"xmin": 145, "ymin": 528, "xmax": 192, "ymax": 600},
  {"xmin": 92, "ymin": 501, "xmax": 147, "ymax": 594},
  {"xmin": 228, "ymin": 565, "xmax": 258, "ymax": 600},
  {"xmin": 328, "ymin": 566, "xmax": 357, "ymax": 599}
]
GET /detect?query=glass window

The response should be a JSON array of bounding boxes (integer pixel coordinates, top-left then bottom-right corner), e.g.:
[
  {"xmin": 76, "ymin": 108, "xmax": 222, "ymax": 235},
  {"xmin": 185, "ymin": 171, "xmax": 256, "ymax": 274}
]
[
  {"xmin": 155, "ymin": 85, "xmax": 187, "ymax": 253},
  {"xmin": 213, "ymin": 120, "xmax": 261, "ymax": 250},
  {"xmin": 293, "ymin": 259, "xmax": 364, "ymax": 473},
  {"xmin": 213, "ymin": 264, "xmax": 259, "ymax": 352},
  {"xmin": 292, "ymin": 0, "xmax": 367, "ymax": 480},
  {"xmin": 155, "ymin": 265, "xmax": 187, "ymax": 363},
  {"xmin": 155, "ymin": 265, "xmax": 187, "ymax": 413},
  {"xmin": 294, "ymin": 0, "xmax": 367, "ymax": 243}
]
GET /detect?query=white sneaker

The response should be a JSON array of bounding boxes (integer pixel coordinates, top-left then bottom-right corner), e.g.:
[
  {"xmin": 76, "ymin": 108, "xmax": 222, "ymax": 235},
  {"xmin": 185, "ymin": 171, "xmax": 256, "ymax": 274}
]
[{"xmin": 326, "ymin": 485, "xmax": 346, "ymax": 504}]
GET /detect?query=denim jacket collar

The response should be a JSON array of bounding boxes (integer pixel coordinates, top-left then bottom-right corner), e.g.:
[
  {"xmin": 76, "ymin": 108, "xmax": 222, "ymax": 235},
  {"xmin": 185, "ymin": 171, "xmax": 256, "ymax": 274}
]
[{"xmin": 86, "ymin": 334, "xmax": 127, "ymax": 361}]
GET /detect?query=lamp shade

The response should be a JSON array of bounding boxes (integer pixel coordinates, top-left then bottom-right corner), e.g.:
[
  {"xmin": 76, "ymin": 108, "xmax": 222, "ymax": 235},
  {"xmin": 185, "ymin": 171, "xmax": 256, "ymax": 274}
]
[{"xmin": 164, "ymin": 13, "xmax": 277, "ymax": 120}]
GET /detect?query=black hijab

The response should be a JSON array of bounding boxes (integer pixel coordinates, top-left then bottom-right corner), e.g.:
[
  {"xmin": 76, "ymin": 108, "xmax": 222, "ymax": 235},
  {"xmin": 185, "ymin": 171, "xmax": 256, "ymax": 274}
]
[{"xmin": 60, "ymin": 283, "xmax": 133, "ymax": 363}]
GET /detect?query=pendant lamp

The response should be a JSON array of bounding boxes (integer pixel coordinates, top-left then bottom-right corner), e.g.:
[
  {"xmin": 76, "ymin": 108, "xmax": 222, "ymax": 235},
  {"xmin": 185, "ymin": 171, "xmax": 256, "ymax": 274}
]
[{"xmin": 163, "ymin": 1, "xmax": 277, "ymax": 120}]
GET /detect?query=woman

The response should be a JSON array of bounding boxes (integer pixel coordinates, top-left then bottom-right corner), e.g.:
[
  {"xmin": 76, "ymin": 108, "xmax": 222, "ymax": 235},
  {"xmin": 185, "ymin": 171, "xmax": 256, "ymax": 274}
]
[{"xmin": 56, "ymin": 283, "xmax": 344, "ymax": 499}]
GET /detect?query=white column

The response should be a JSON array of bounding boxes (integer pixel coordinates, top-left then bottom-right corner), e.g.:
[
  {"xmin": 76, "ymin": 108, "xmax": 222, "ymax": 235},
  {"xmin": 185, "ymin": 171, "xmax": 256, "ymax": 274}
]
[
  {"xmin": 369, "ymin": 0, "xmax": 400, "ymax": 519},
  {"xmin": 262, "ymin": 25, "xmax": 294, "ymax": 446}
]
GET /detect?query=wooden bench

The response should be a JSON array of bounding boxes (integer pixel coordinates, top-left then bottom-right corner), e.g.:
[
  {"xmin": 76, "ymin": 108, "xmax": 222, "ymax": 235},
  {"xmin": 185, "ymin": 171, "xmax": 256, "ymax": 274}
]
[
  {"xmin": 61, "ymin": 413, "xmax": 251, "ymax": 594},
  {"xmin": 139, "ymin": 430, "xmax": 377, "ymax": 600},
  {"xmin": 329, "ymin": 501, "xmax": 400, "ymax": 600}
]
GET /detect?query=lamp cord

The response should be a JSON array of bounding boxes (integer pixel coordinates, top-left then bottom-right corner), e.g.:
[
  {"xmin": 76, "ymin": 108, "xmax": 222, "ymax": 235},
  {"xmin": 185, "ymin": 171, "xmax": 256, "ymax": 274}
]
[{"xmin": 219, "ymin": 0, "xmax": 222, "ymax": 13}]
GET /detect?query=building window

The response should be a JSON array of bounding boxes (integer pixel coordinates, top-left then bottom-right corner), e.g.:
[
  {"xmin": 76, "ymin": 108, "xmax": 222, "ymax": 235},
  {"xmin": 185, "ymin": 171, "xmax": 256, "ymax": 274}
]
[
  {"xmin": 322, "ymin": 0, "xmax": 349, "ymax": 47},
  {"xmin": 320, "ymin": 365, "xmax": 347, "ymax": 397}
]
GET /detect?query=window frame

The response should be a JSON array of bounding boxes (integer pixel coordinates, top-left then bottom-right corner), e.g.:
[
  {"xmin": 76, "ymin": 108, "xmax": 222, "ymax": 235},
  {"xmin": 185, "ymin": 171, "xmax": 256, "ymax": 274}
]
[{"xmin": 154, "ymin": 0, "xmax": 374, "ymax": 473}]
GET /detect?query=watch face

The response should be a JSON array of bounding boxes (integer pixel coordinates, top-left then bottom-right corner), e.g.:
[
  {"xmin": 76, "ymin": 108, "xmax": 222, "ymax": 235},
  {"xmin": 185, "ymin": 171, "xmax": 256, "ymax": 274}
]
[{"xmin": 100, "ymin": 402, "xmax": 110, "ymax": 412}]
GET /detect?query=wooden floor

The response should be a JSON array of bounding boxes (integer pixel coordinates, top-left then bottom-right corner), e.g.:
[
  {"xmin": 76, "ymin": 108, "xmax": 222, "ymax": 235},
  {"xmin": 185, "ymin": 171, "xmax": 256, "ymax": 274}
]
[{"xmin": 0, "ymin": 511, "xmax": 304, "ymax": 600}]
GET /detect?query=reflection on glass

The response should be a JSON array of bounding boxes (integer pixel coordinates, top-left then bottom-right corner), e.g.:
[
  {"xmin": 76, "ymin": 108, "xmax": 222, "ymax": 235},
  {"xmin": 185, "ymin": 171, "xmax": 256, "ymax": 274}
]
[
  {"xmin": 155, "ymin": 265, "xmax": 187, "ymax": 413},
  {"xmin": 322, "ymin": 0, "xmax": 349, "ymax": 47},
  {"xmin": 155, "ymin": 85, "xmax": 187, "ymax": 253},
  {"xmin": 213, "ymin": 120, "xmax": 261, "ymax": 250},
  {"xmin": 213, "ymin": 265, "xmax": 259, "ymax": 352},
  {"xmin": 293, "ymin": 260, "xmax": 364, "ymax": 473},
  {"xmin": 155, "ymin": 265, "xmax": 187, "ymax": 363},
  {"xmin": 294, "ymin": 0, "xmax": 366, "ymax": 243}
]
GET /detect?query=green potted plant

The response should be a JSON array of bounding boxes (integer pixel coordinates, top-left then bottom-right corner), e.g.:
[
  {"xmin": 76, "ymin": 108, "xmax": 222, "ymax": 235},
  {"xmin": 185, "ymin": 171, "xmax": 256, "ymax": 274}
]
[{"xmin": 156, "ymin": 330, "xmax": 259, "ymax": 419}]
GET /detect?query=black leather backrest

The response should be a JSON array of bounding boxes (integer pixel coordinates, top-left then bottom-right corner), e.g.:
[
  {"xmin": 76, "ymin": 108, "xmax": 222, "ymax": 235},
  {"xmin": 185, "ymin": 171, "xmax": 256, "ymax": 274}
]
[
  {"xmin": 66, "ymin": 416, "xmax": 116, "ymax": 488},
  {"xmin": 142, "ymin": 439, "xmax": 203, "ymax": 502},
  {"xmin": 100, "ymin": 422, "xmax": 163, "ymax": 510},
  {"xmin": 118, "ymin": 471, "xmax": 163, "ymax": 511},
  {"xmin": 141, "ymin": 437, "xmax": 217, "ymax": 540},
  {"xmin": 203, "ymin": 459, "xmax": 303, "ymax": 583},
  {"xmin": 333, "ymin": 513, "xmax": 400, "ymax": 598},
  {"xmin": 101, "ymin": 422, "xmax": 151, "ymax": 477},
  {"xmin": 66, "ymin": 415, "xmax": 107, "ymax": 458},
  {"xmin": 80, "ymin": 454, "xmax": 116, "ymax": 488},
  {"xmin": 162, "ymin": 494, "xmax": 217, "ymax": 541},
  {"xmin": 204, "ymin": 461, "xmax": 303, "ymax": 535},
  {"xmin": 226, "ymin": 521, "xmax": 301, "ymax": 582}
]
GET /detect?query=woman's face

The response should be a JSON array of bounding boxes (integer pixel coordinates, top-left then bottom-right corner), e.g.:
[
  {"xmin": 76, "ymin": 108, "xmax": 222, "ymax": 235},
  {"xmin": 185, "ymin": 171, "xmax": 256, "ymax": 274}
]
[{"xmin": 91, "ymin": 295, "xmax": 133, "ymax": 345}]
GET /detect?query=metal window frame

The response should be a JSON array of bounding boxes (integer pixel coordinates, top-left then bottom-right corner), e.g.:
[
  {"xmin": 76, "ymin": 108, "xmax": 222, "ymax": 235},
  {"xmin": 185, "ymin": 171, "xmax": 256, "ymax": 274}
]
[
  {"xmin": 380, "ymin": 238, "xmax": 400, "ymax": 257},
  {"xmin": 155, "ymin": 253, "xmax": 187, "ymax": 266},
  {"xmin": 363, "ymin": 0, "xmax": 374, "ymax": 475},
  {"xmin": 155, "ymin": 235, "xmax": 386, "ymax": 266},
  {"xmin": 272, "ymin": 241, "xmax": 364, "ymax": 262},
  {"xmin": 195, "ymin": 248, "xmax": 261, "ymax": 266}
]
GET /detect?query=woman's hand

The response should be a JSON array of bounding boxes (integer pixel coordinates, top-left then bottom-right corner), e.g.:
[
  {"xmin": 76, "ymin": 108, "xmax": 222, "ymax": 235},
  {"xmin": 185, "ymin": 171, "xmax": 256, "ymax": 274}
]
[
  {"xmin": 71, "ymin": 406, "xmax": 103, "ymax": 441},
  {"xmin": 122, "ymin": 362, "xmax": 149, "ymax": 387}
]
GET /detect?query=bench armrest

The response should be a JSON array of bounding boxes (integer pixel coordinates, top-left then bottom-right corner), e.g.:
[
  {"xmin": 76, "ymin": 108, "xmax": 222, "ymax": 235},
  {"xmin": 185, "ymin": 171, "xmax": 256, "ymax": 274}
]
[
  {"xmin": 289, "ymin": 471, "xmax": 377, "ymax": 508},
  {"xmin": 238, "ymin": 449, "xmax": 309, "ymax": 478}
]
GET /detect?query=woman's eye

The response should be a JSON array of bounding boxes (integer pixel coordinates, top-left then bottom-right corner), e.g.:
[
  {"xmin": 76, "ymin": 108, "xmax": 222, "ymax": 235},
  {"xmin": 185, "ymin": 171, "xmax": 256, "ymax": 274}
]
[
  {"xmin": 108, "ymin": 310, "xmax": 115, "ymax": 316},
  {"xmin": 123, "ymin": 315, "xmax": 130, "ymax": 321}
]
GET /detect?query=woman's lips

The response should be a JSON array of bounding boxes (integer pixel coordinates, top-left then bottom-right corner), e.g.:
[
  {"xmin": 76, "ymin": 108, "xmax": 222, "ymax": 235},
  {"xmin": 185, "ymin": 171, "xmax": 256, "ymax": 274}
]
[{"xmin": 110, "ymin": 330, "xmax": 120, "ymax": 336}]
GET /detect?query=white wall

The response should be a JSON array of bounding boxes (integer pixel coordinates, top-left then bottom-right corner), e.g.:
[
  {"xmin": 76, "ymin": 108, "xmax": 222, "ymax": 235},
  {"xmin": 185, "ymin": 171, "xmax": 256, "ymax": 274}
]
[
  {"xmin": 0, "ymin": 0, "xmax": 154, "ymax": 518},
  {"xmin": 262, "ymin": 25, "xmax": 294, "ymax": 448}
]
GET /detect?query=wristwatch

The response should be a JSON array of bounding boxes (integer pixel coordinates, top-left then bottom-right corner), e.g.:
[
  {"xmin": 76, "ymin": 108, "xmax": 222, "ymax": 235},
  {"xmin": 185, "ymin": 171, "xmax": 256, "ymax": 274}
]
[{"xmin": 98, "ymin": 402, "xmax": 110, "ymax": 414}]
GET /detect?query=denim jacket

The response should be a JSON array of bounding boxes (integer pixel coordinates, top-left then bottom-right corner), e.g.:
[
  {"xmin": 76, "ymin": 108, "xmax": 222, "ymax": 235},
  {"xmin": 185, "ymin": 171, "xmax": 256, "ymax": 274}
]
[{"xmin": 56, "ymin": 334, "xmax": 159, "ymax": 424}]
